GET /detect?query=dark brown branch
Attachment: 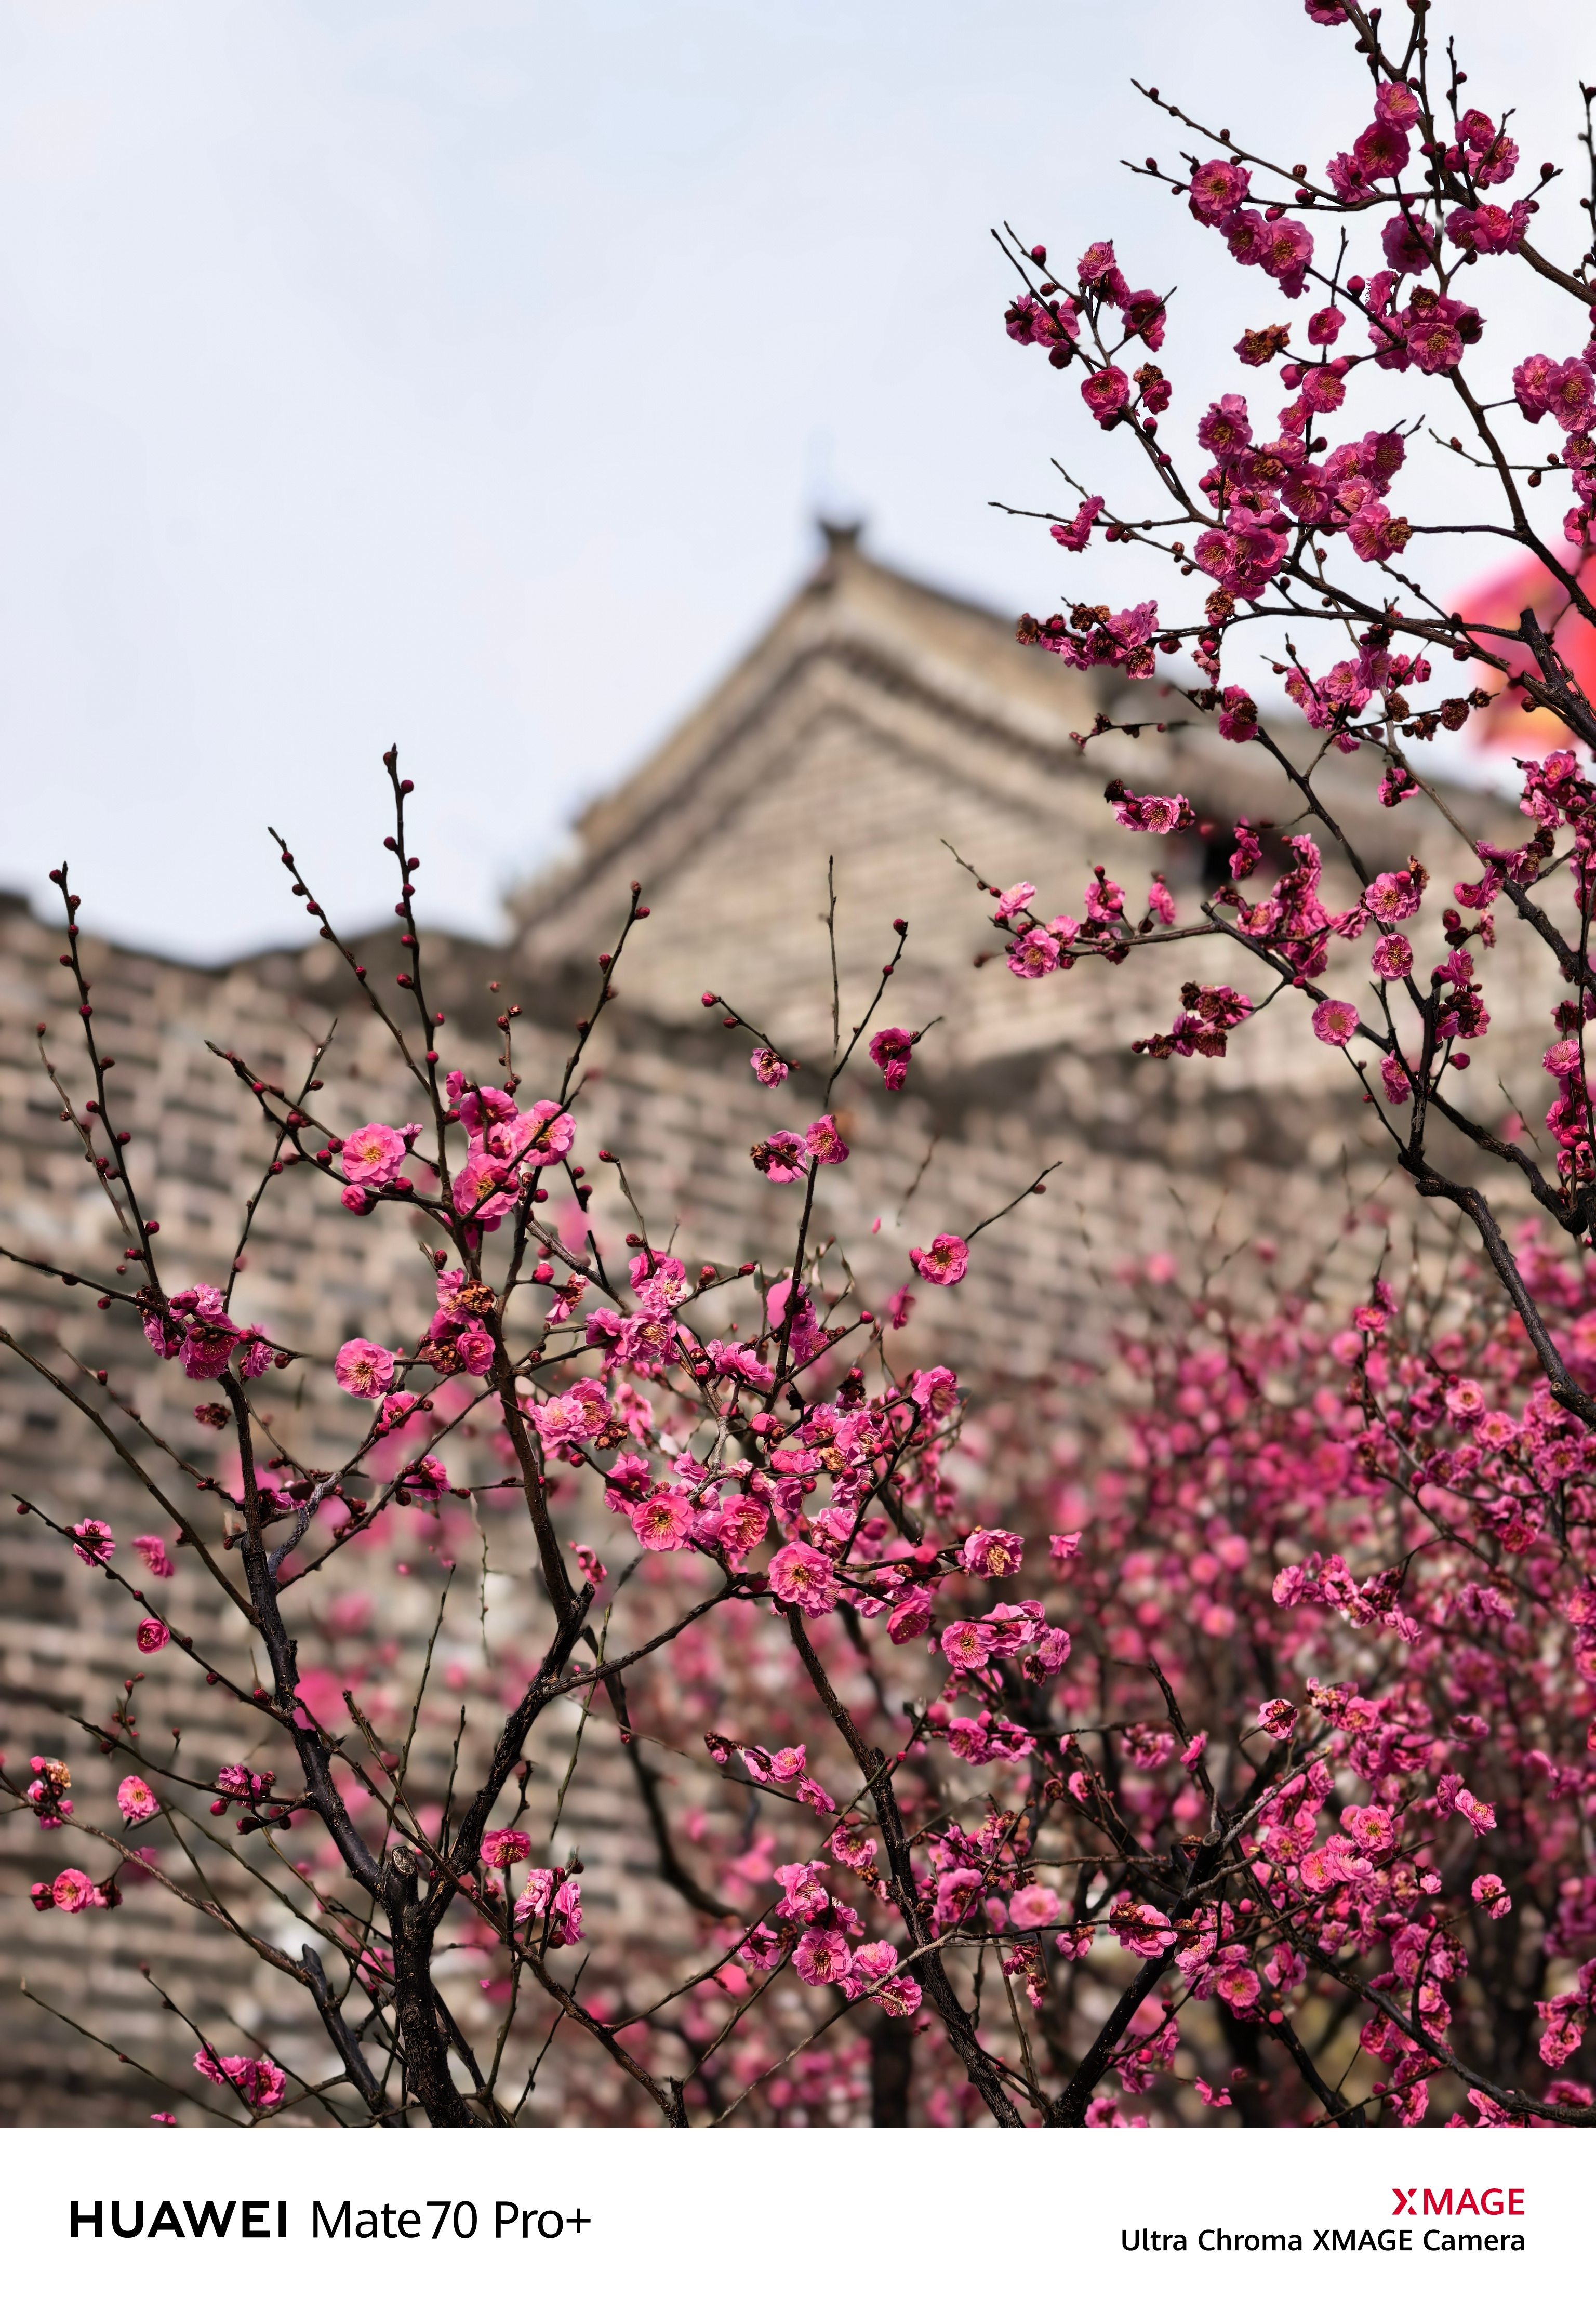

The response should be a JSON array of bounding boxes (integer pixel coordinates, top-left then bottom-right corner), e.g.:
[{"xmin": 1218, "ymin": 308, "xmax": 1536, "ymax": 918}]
[
  {"xmin": 604, "ymin": 1670, "xmax": 738, "ymax": 1923},
  {"xmin": 1397, "ymin": 1163, "xmax": 1596, "ymax": 1426},
  {"xmin": 783, "ymin": 1608, "xmax": 1022, "ymax": 2128}
]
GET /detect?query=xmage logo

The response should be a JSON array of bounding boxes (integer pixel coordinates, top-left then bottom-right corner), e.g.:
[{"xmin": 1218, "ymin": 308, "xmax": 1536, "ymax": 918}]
[{"xmin": 1390, "ymin": 2189, "xmax": 1524, "ymax": 2218}]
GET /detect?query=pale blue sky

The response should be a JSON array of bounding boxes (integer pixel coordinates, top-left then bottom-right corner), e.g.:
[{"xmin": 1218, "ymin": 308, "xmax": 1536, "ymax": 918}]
[{"xmin": 0, "ymin": 0, "xmax": 1578, "ymax": 957}]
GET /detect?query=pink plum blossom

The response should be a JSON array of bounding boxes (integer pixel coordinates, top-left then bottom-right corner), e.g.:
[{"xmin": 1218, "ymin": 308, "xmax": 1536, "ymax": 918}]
[
  {"xmin": 767, "ymin": 1543, "xmax": 839, "ymax": 1616},
  {"xmin": 911, "ymin": 1365, "xmax": 959, "ymax": 1417},
  {"xmin": 992, "ymin": 881, "xmax": 1036, "ymax": 922},
  {"xmin": 869, "ymin": 1027, "xmax": 914, "ymax": 1088},
  {"xmin": 805, "ymin": 1113, "xmax": 849, "ymax": 1165},
  {"xmin": 886, "ymin": 1588, "xmax": 934, "ymax": 1645},
  {"xmin": 871, "ymin": 1973, "xmax": 923, "ymax": 2020},
  {"xmin": 1081, "ymin": 365, "xmax": 1130, "ymax": 426},
  {"xmin": 451, "ymin": 1151, "xmax": 514, "ymax": 1226},
  {"xmin": 1050, "ymin": 496, "xmax": 1103, "ymax": 551},
  {"xmin": 1311, "ymin": 999, "xmax": 1359, "ymax": 1046},
  {"xmin": 193, "ymin": 2049, "xmax": 287, "ymax": 2111},
  {"xmin": 1007, "ymin": 928, "xmax": 1060, "ymax": 978},
  {"xmin": 340, "ymin": 1123, "xmax": 405, "ymax": 1187},
  {"xmin": 1009, "ymin": 1885, "xmax": 1060, "ymax": 1929},
  {"xmin": 334, "ymin": 1338, "xmax": 396, "ymax": 1398},
  {"xmin": 71, "ymin": 1519, "xmax": 114, "ymax": 1567},
  {"xmin": 632, "ymin": 1492, "xmax": 694, "ymax": 1552},
  {"xmin": 714, "ymin": 1496, "xmax": 771, "ymax": 1563},
  {"xmin": 751, "ymin": 1131, "xmax": 808, "ymax": 1183},
  {"xmin": 793, "ymin": 1928, "xmax": 853, "ymax": 1987},
  {"xmin": 1380, "ymin": 1052, "xmax": 1413, "ymax": 1105},
  {"xmin": 940, "ymin": 1619, "xmax": 995, "ymax": 1671},
  {"xmin": 1455, "ymin": 1788, "xmax": 1497, "ymax": 1836},
  {"xmin": 960, "ymin": 1526, "xmax": 1025, "ymax": 1578},
  {"xmin": 910, "ymin": 1233, "xmax": 969, "ymax": 1286},
  {"xmin": 514, "ymin": 1871, "xmax": 583, "ymax": 1946},
  {"xmin": 52, "ymin": 1869, "xmax": 103, "ymax": 1914},
  {"xmin": 481, "ymin": 1829, "xmax": 531, "ymax": 1869},
  {"xmin": 1108, "ymin": 1900, "xmax": 1176, "ymax": 1956},
  {"xmin": 1472, "ymin": 1874, "xmax": 1512, "ymax": 1920}
]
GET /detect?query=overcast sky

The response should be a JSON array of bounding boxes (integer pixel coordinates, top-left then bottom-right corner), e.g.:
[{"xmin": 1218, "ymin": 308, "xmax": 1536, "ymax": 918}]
[{"xmin": 0, "ymin": 0, "xmax": 1581, "ymax": 959}]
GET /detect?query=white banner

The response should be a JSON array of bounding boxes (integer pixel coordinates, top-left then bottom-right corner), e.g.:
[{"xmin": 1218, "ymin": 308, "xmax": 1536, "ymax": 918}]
[{"xmin": 3, "ymin": 2125, "xmax": 1580, "ymax": 2308}]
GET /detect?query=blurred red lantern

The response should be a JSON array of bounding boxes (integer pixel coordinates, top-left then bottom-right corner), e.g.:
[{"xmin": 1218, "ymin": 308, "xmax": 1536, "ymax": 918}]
[{"xmin": 1451, "ymin": 547, "xmax": 1596, "ymax": 748}]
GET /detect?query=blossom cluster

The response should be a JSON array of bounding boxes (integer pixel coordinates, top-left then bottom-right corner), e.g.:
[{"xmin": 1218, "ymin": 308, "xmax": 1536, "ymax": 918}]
[{"xmin": 990, "ymin": 0, "xmax": 1596, "ymax": 1226}]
